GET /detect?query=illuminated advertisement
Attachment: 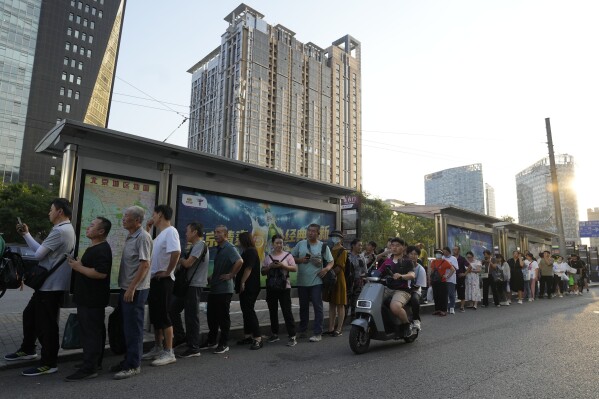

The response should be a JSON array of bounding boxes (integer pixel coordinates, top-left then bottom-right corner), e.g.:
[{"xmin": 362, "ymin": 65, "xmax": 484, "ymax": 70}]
[
  {"xmin": 76, "ymin": 171, "xmax": 158, "ymax": 289},
  {"xmin": 175, "ymin": 186, "xmax": 336, "ymax": 287},
  {"xmin": 447, "ymin": 225, "xmax": 493, "ymax": 261}
]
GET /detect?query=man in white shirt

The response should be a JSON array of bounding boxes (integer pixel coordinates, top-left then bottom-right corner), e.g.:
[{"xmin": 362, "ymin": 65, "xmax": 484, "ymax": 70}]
[{"xmin": 142, "ymin": 205, "xmax": 181, "ymax": 366}]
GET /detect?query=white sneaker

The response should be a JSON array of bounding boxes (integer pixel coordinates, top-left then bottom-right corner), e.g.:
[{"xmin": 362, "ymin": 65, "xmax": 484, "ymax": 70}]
[
  {"xmin": 113, "ymin": 367, "xmax": 141, "ymax": 380},
  {"xmin": 527, "ymin": 298, "xmax": 532, "ymax": 302},
  {"xmin": 151, "ymin": 350, "xmax": 176, "ymax": 367},
  {"xmin": 518, "ymin": 300, "xmax": 523, "ymax": 304},
  {"xmin": 309, "ymin": 335, "xmax": 322, "ymax": 342},
  {"xmin": 141, "ymin": 345, "xmax": 163, "ymax": 360},
  {"xmin": 449, "ymin": 308, "xmax": 455, "ymax": 314},
  {"xmin": 413, "ymin": 320, "xmax": 421, "ymax": 331}
]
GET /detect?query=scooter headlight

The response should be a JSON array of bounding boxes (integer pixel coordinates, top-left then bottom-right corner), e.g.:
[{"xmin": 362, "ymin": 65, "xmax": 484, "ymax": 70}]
[{"xmin": 356, "ymin": 300, "xmax": 372, "ymax": 309}]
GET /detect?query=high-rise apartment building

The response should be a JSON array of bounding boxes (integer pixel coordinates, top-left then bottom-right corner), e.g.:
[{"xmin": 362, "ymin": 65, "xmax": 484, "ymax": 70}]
[
  {"xmin": 516, "ymin": 154, "xmax": 579, "ymax": 242},
  {"xmin": 485, "ymin": 183, "xmax": 496, "ymax": 217},
  {"xmin": 187, "ymin": 4, "xmax": 361, "ymax": 189},
  {"xmin": 0, "ymin": 0, "xmax": 126, "ymax": 186},
  {"xmin": 424, "ymin": 163, "xmax": 485, "ymax": 214}
]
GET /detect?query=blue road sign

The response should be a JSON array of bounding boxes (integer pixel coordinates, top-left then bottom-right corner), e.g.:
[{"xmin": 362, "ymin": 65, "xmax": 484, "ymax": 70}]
[{"xmin": 579, "ymin": 221, "xmax": 599, "ymax": 238}]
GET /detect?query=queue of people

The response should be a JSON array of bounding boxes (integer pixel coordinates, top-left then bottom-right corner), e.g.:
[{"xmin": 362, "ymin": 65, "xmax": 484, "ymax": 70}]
[{"xmin": 3, "ymin": 200, "xmax": 592, "ymax": 381}]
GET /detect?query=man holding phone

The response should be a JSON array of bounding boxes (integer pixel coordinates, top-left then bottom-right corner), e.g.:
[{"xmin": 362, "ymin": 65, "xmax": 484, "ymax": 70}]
[
  {"xmin": 291, "ymin": 223, "xmax": 333, "ymax": 342},
  {"xmin": 5, "ymin": 198, "xmax": 75, "ymax": 377}
]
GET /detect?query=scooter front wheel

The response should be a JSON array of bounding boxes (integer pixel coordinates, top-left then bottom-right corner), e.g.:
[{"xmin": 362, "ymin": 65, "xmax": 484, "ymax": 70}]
[
  {"xmin": 349, "ymin": 325, "xmax": 371, "ymax": 354},
  {"xmin": 404, "ymin": 330, "xmax": 418, "ymax": 343}
]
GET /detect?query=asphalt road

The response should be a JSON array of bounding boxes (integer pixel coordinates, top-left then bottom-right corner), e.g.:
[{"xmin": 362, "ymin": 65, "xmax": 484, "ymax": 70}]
[{"xmin": 1, "ymin": 290, "xmax": 598, "ymax": 399}]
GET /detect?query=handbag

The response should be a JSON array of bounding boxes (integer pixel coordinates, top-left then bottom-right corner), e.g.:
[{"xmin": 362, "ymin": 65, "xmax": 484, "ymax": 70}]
[
  {"xmin": 23, "ymin": 253, "xmax": 71, "ymax": 290},
  {"xmin": 61, "ymin": 313, "xmax": 82, "ymax": 349},
  {"xmin": 323, "ymin": 248, "xmax": 346, "ymax": 289},
  {"xmin": 108, "ymin": 305, "xmax": 126, "ymax": 355},
  {"xmin": 1, "ymin": 248, "xmax": 25, "ymax": 289},
  {"xmin": 173, "ymin": 242, "xmax": 207, "ymax": 298}
]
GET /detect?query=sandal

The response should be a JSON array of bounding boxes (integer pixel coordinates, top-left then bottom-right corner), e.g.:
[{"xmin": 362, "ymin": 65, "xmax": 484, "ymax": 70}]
[{"xmin": 332, "ymin": 330, "xmax": 343, "ymax": 337}]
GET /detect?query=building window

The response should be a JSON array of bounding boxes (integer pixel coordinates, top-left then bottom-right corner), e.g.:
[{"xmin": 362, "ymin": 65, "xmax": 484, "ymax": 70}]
[
  {"xmin": 87, "ymin": 49, "xmax": 92, "ymax": 58},
  {"xmin": 69, "ymin": 74, "xmax": 74, "ymax": 83},
  {"xmin": 50, "ymin": 166, "xmax": 56, "ymax": 176},
  {"xmin": 69, "ymin": 13, "xmax": 74, "ymax": 21},
  {"xmin": 90, "ymin": 21, "xmax": 95, "ymax": 29},
  {"xmin": 65, "ymin": 42, "xmax": 70, "ymax": 50},
  {"xmin": 56, "ymin": 118, "xmax": 62, "ymax": 124},
  {"xmin": 76, "ymin": 15, "xmax": 81, "ymax": 24},
  {"xmin": 78, "ymin": 61, "xmax": 83, "ymax": 70},
  {"xmin": 65, "ymin": 104, "xmax": 71, "ymax": 113},
  {"xmin": 74, "ymin": 30, "xmax": 79, "ymax": 38},
  {"xmin": 81, "ymin": 33, "xmax": 86, "ymax": 41},
  {"xmin": 60, "ymin": 87, "xmax": 65, "ymax": 96},
  {"xmin": 73, "ymin": 44, "xmax": 78, "ymax": 53},
  {"xmin": 98, "ymin": 10, "xmax": 102, "ymax": 18},
  {"xmin": 62, "ymin": 72, "xmax": 67, "ymax": 80},
  {"xmin": 67, "ymin": 27, "xmax": 72, "ymax": 36},
  {"xmin": 83, "ymin": 18, "xmax": 88, "ymax": 27},
  {"xmin": 76, "ymin": 76, "xmax": 81, "ymax": 85},
  {"xmin": 63, "ymin": 56, "xmax": 69, "ymax": 65},
  {"xmin": 70, "ymin": 0, "xmax": 75, "ymax": 6},
  {"xmin": 58, "ymin": 102, "xmax": 63, "ymax": 112},
  {"xmin": 75, "ymin": 91, "xmax": 80, "ymax": 100},
  {"xmin": 68, "ymin": 89, "xmax": 73, "ymax": 98},
  {"xmin": 80, "ymin": 46, "xmax": 85, "ymax": 55},
  {"xmin": 100, "ymin": 0, "xmax": 104, "ymax": 4},
  {"xmin": 85, "ymin": 4, "xmax": 89, "ymax": 12},
  {"xmin": 91, "ymin": 7, "xmax": 96, "ymax": 15},
  {"xmin": 71, "ymin": 59, "xmax": 75, "ymax": 67},
  {"xmin": 88, "ymin": 35, "xmax": 93, "ymax": 44},
  {"xmin": 78, "ymin": 1, "xmax": 82, "ymax": 9}
]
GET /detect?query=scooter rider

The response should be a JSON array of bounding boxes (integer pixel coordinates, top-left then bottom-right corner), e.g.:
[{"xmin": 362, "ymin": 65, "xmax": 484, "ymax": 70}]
[{"xmin": 376, "ymin": 238, "xmax": 415, "ymax": 338}]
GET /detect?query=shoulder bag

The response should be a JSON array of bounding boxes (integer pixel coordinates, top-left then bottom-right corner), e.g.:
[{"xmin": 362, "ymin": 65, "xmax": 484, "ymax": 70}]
[
  {"xmin": 23, "ymin": 252, "xmax": 71, "ymax": 291},
  {"xmin": 266, "ymin": 253, "xmax": 290, "ymax": 291},
  {"xmin": 173, "ymin": 242, "xmax": 208, "ymax": 298}
]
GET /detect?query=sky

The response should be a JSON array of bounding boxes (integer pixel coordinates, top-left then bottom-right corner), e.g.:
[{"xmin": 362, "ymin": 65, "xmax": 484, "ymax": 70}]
[{"xmin": 108, "ymin": 0, "xmax": 599, "ymax": 224}]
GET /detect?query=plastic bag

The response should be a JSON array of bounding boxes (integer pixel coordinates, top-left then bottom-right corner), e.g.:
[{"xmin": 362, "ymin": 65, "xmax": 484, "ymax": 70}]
[{"xmin": 61, "ymin": 313, "xmax": 82, "ymax": 349}]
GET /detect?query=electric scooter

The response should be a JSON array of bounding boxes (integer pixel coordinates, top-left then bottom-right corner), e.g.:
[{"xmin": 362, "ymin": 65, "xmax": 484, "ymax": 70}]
[{"xmin": 349, "ymin": 271, "xmax": 418, "ymax": 354}]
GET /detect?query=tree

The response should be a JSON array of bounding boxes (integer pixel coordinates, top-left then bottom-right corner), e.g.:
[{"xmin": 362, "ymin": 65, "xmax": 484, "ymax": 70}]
[
  {"xmin": 501, "ymin": 215, "xmax": 515, "ymax": 223},
  {"xmin": 0, "ymin": 183, "xmax": 58, "ymax": 243}
]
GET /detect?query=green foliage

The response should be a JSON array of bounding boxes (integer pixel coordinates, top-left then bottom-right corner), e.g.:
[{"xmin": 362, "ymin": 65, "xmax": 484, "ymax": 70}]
[
  {"xmin": 0, "ymin": 182, "xmax": 57, "ymax": 243},
  {"xmin": 501, "ymin": 215, "xmax": 515, "ymax": 223},
  {"xmin": 356, "ymin": 191, "xmax": 435, "ymax": 250}
]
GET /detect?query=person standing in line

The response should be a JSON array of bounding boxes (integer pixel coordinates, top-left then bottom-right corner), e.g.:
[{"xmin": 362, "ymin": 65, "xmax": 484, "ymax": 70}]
[
  {"xmin": 262, "ymin": 234, "xmax": 297, "ymax": 347},
  {"xmin": 538, "ymin": 250, "xmax": 554, "ymax": 299},
  {"xmin": 481, "ymin": 250, "xmax": 500, "ymax": 307},
  {"xmin": 199, "ymin": 225, "xmax": 243, "ymax": 354},
  {"xmin": 4, "ymin": 198, "xmax": 75, "ymax": 377},
  {"xmin": 235, "ymin": 232, "xmax": 263, "ymax": 350},
  {"xmin": 362, "ymin": 241, "xmax": 377, "ymax": 271},
  {"xmin": 464, "ymin": 251, "xmax": 481, "ymax": 309},
  {"xmin": 169, "ymin": 222, "xmax": 208, "ymax": 358},
  {"xmin": 142, "ymin": 205, "xmax": 181, "ymax": 367},
  {"xmin": 111, "ymin": 206, "xmax": 152, "ymax": 380},
  {"xmin": 291, "ymin": 223, "xmax": 334, "ymax": 343},
  {"xmin": 323, "ymin": 230, "xmax": 347, "ymax": 337},
  {"xmin": 429, "ymin": 249, "xmax": 453, "ymax": 316},
  {"xmin": 417, "ymin": 243, "xmax": 429, "ymax": 268},
  {"xmin": 348, "ymin": 239, "xmax": 368, "ymax": 318},
  {"xmin": 553, "ymin": 255, "xmax": 567, "ymax": 298},
  {"xmin": 525, "ymin": 252, "xmax": 538, "ymax": 301},
  {"xmin": 65, "ymin": 217, "xmax": 112, "ymax": 381},
  {"xmin": 452, "ymin": 246, "xmax": 470, "ymax": 312},
  {"xmin": 407, "ymin": 245, "xmax": 426, "ymax": 331},
  {"xmin": 442, "ymin": 247, "xmax": 458, "ymax": 314},
  {"xmin": 569, "ymin": 254, "xmax": 585, "ymax": 295},
  {"xmin": 507, "ymin": 251, "xmax": 525, "ymax": 304},
  {"xmin": 496, "ymin": 254, "xmax": 510, "ymax": 306}
]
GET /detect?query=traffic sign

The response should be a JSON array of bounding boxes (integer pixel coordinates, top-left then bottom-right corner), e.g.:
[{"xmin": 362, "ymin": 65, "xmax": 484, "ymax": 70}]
[{"xmin": 579, "ymin": 221, "xmax": 599, "ymax": 238}]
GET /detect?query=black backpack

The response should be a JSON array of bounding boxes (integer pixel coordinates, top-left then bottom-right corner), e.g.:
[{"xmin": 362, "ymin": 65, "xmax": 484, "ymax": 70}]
[
  {"xmin": 1, "ymin": 248, "xmax": 25, "ymax": 290},
  {"xmin": 266, "ymin": 253, "xmax": 290, "ymax": 291}
]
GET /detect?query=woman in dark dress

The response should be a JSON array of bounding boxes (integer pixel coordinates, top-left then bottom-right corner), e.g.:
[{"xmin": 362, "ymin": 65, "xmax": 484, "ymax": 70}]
[{"xmin": 235, "ymin": 232, "xmax": 262, "ymax": 350}]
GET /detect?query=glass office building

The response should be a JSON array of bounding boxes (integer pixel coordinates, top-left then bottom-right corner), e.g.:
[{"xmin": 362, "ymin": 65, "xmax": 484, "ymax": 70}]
[{"xmin": 424, "ymin": 163, "xmax": 485, "ymax": 214}]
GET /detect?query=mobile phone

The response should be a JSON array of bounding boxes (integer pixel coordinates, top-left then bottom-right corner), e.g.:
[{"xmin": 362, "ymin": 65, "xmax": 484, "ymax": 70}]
[
  {"xmin": 17, "ymin": 217, "xmax": 22, "ymax": 225},
  {"xmin": 65, "ymin": 253, "xmax": 75, "ymax": 260}
]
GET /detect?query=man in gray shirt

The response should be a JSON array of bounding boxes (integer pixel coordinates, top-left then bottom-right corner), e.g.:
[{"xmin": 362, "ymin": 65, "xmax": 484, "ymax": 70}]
[
  {"xmin": 111, "ymin": 206, "xmax": 152, "ymax": 380},
  {"xmin": 4, "ymin": 198, "xmax": 75, "ymax": 377},
  {"xmin": 199, "ymin": 225, "xmax": 242, "ymax": 354},
  {"xmin": 169, "ymin": 222, "xmax": 209, "ymax": 357}
]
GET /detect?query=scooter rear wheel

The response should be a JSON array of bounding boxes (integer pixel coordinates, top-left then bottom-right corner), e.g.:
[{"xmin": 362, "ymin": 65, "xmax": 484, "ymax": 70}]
[{"xmin": 349, "ymin": 325, "xmax": 370, "ymax": 354}]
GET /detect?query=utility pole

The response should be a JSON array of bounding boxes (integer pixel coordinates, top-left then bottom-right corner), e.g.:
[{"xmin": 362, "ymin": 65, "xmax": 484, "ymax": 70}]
[{"xmin": 546, "ymin": 118, "xmax": 567, "ymax": 256}]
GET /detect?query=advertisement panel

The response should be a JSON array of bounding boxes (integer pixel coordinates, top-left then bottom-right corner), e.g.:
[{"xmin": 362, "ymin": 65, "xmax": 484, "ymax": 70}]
[
  {"xmin": 447, "ymin": 225, "xmax": 493, "ymax": 261},
  {"xmin": 175, "ymin": 186, "xmax": 336, "ymax": 287},
  {"xmin": 76, "ymin": 171, "xmax": 159, "ymax": 289}
]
